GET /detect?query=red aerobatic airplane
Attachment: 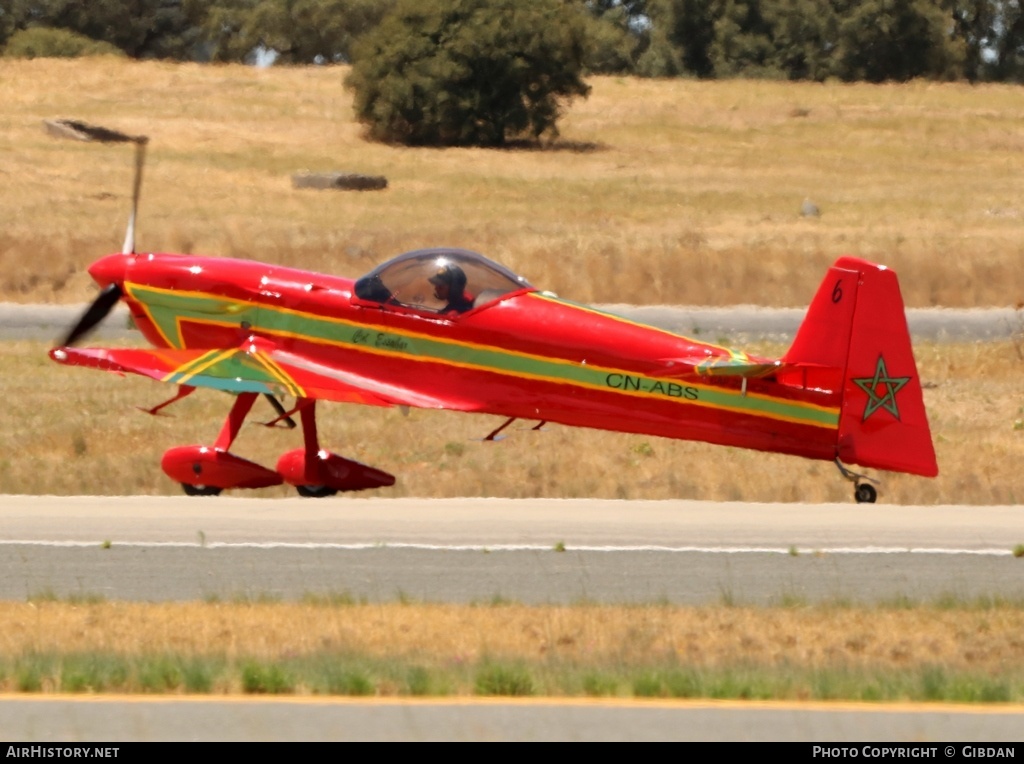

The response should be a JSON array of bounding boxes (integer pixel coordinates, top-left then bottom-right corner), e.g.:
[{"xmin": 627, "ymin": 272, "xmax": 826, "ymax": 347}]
[{"xmin": 49, "ymin": 123, "xmax": 938, "ymax": 503}]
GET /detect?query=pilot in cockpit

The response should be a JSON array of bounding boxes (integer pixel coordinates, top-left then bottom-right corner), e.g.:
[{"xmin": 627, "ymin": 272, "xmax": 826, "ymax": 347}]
[
  {"xmin": 354, "ymin": 274, "xmax": 394, "ymax": 303},
  {"xmin": 429, "ymin": 264, "xmax": 474, "ymax": 313}
]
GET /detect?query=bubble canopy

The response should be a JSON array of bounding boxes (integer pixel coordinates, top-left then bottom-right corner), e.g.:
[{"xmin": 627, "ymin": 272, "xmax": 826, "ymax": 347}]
[{"xmin": 353, "ymin": 248, "xmax": 534, "ymax": 314}]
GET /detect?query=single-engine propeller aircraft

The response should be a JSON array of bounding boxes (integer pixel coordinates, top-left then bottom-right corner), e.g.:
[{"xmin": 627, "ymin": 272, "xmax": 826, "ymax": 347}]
[{"xmin": 49, "ymin": 121, "xmax": 938, "ymax": 502}]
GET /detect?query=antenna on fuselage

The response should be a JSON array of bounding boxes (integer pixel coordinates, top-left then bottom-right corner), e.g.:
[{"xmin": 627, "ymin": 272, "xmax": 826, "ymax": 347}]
[{"xmin": 45, "ymin": 119, "xmax": 149, "ymax": 346}]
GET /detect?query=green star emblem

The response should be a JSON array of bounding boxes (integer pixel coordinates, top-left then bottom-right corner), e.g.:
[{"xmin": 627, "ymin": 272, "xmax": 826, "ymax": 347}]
[{"xmin": 852, "ymin": 355, "xmax": 911, "ymax": 421}]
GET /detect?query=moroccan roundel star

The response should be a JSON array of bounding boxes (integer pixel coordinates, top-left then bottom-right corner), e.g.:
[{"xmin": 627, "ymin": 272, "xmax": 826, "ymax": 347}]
[{"xmin": 852, "ymin": 355, "xmax": 912, "ymax": 422}]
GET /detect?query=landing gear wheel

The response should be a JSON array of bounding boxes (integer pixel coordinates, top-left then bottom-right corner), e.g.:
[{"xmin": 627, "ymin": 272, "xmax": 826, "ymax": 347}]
[
  {"xmin": 854, "ymin": 483, "xmax": 877, "ymax": 504},
  {"xmin": 835, "ymin": 459, "xmax": 880, "ymax": 504},
  {"xmin": 181, "ymin": 483, "xmax": 223, "ymax": 497},
  {"xmin": 296, "ymin": 484, "xmax": 338, "ymax": 498}
]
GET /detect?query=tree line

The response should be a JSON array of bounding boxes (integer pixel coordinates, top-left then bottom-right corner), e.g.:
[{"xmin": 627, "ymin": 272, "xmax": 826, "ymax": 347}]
[{"xmin": 2, "ymin": 0, "xmax": 1023, "ymax": 83}]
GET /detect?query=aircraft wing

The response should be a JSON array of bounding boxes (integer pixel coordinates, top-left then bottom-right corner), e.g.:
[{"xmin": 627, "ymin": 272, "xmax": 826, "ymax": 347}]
[{"xmin": 49, "ymin": 342, "xmax": 481, "ymax": 411}]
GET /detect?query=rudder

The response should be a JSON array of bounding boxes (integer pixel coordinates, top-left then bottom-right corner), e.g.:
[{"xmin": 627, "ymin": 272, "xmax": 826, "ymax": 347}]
[{"xmin": 783, "ymin": 257, "xmax": 938, "ymax": 478}]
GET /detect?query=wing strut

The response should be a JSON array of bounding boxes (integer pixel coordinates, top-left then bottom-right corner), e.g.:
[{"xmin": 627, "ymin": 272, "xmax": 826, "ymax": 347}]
[
  {"xmin": 262, "ymin": 394, "xmax": 298, "ymax": 429},
  {"xmin": 138, "ymin": 386, "xmax": 196, "ymax": 416},
  {"xmin": 483, "ymin": 418, "xmax": 548, "ymax": 440},
  {"xmin": 484, "ymin": 417, "xmax": 516, "ymax": 441}
]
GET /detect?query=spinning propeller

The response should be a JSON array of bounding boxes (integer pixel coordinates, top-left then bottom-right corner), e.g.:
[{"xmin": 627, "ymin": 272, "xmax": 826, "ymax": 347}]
[
  {"xmin": 45, "ymin": 119, "xmax": 148, "ymax": 347},
  {"xmin": 60, "ymin": 282, "xmax": 124, "ymax": 347},
  {"xmin": 47, "ymin": 121, "xmax": 292, "ymax": 424}
]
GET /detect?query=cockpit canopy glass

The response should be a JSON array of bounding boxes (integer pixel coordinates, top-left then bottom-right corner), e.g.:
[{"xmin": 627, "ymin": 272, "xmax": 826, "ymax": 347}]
[{"xmin": 353, "ymin": 248, "xmax": 533, "ymax": 314}]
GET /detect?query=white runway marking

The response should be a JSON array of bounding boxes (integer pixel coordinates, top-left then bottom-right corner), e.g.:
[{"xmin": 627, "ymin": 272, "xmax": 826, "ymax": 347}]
[{"xmin": 0, "ymin": 540, "xmax": 1017, "ymax": 556}]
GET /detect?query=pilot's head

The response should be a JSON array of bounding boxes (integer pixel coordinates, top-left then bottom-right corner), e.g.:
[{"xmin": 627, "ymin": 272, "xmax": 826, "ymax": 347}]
[{"xmin": 429, "ymin": 263, "xmax": 467, "ymax": 300}]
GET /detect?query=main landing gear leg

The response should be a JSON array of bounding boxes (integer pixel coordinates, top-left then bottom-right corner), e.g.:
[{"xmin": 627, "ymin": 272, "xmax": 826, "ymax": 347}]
[
  {"xmin": 139, "ymin": 385, "xmax": 196, "ymax": 416},
  {"xmin": 295, "ymin": 399, "xmax": 338, "ymax": 498},
  {"xmin": 214, "ymin": 392, "xmax": 259, "ymax": 451},
  {"xmin": 835, "ymin": 458, "xmax": 879, "ymax": 504}
]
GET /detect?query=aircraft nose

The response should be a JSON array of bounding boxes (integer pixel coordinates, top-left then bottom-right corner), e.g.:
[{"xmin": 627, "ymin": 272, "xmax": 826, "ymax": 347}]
[{"xmin": 87, "ymin": 253, "xmax": 129, "ymax": 289}]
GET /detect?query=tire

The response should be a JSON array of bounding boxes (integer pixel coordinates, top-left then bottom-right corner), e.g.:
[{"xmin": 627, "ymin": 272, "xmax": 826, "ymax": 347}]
[
  {"xmin": 182, "ymin": 483, "xmax": 223, "ymax": 497},
  {"xmin": 296, "ymin": 484, "xmax": 338, "ymax": 498},
  {"xmin": 854, "ymin": 484, "xmax": 877, "ymax": 504}
]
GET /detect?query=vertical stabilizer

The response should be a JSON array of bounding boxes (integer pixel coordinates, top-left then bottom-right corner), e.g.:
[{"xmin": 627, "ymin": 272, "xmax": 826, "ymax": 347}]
[{"xmin": 783, "ymin": 256, "xmax": 938, "ymax": 477}]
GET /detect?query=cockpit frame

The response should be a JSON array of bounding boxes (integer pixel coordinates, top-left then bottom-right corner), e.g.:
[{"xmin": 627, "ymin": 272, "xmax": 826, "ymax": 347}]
[{"xmin": 352, "ymin": 248, "xmax": 534, "ymax": 315}]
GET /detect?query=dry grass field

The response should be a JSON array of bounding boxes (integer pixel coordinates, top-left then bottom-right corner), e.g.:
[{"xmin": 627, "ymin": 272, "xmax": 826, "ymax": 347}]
[
  {"xmin": 2, "ymin": 57, "xmax": 1023, "ymax": 308},
  {"xmin": 1, "ymin": 338, "xmax": 1019, "ymax": 504},
  {"xmin": 2, "ymin": 601, "xmax": 1023, "ymax": 699},
  {"xmin": 8, "ymin": 601, "xmax": 1022, "ymax": 672}
]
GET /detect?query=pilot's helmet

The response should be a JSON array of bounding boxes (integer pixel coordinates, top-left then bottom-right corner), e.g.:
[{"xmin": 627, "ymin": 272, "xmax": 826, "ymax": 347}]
[{"xmin": 428, "ymin": 263, "xmax": 467, "ymax": 293}]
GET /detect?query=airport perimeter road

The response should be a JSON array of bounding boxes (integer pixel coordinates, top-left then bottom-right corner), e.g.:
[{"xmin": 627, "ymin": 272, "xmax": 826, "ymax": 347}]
[
  {"xmin": 2, "ymin": 696, "xmax": 1023, "ymax": 742},
  {"xmin": 1, "ymin": 303, "xmax": 1018, "ymax": 342}
]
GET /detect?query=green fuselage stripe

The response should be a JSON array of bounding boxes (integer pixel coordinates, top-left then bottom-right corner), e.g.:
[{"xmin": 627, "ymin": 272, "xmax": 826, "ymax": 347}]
[{"xmin": 128, "ymin": 284, "xmax": 838, "ymax": 428}]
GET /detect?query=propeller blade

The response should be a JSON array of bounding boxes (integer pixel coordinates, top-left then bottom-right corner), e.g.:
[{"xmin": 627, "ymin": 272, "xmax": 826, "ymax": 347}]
[
  {"xmin": 122, "ymin": 139, "xmax": 147, "ymax": 255},
  {"xmin": 42, "ymin": 119, "xmax": 148, "ymax": 256},
  {"xmin": 60, "ymin": 283, "xmax": 123, "ymax": 347}
]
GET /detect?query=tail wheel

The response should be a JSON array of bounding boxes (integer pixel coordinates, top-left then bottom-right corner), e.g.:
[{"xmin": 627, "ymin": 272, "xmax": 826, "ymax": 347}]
[
  {"xmin": 182, "ymin": 483, "xmax": 223, "ymax": 497},
  {"xmin": 854, "ymin": 483, "xmax": 877, "ymax": 504},
  {"xmin": 296, "ymin": 484, "xmax": 338, "ymax": 498}
]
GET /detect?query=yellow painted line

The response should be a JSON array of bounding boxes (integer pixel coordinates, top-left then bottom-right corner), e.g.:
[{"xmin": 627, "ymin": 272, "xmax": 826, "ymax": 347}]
[
  {"xmin": 253, "ymin": 351, "xmax": 305, "ymax": 398},
  {"xmin": 265, "ymin": 330, "xmax": 838, "ymax": 429},
  {"xmin": 128, "ymin": 284, "xmax": 838, "ymax": 429},
  {"xmin": 160, "ymin": 348, "xmax": 236, "ymax": 385},
  {"xmin": 0, "ymin": 694, "xmax": 1022, "ymax": 713},
  {"xmin": 271, "ymin": 313, "xmax": 837, "ymax": 422},
  {"xmin": 172, "ymin": 314, "xmax": 840, "ymax": 430}
]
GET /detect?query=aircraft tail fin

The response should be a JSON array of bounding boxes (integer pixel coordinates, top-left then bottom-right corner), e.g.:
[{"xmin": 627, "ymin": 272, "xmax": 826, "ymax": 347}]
[{"xmin": 780, "ymin": 256, "xmax": 938, "ymax": 477}]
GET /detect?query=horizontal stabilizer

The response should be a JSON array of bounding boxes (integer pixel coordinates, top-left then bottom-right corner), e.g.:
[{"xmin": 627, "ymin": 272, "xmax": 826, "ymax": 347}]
[{"xmin": 658, "ymin": 356, "xmax": 783, "ymax": 379}]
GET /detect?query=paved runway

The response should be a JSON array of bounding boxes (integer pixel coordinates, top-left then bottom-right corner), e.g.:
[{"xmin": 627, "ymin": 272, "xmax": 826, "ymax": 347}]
[
  {"xmin": 3, "ymin": 497, "xmax": 1023, "ymax": 741},
  {"xmin": 2, "ymin": 496, "xmax": 1023, "ymax": 605}
]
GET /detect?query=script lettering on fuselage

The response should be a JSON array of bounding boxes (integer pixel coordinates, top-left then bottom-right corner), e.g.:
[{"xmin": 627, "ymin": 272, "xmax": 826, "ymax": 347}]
[
  {"xmin": 352, "ymin": 328, "xmax": 410, "ymax": 352},
  {"xmin": 605, "ymin": 373, "xmax": 699, "ymax": 400}
]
